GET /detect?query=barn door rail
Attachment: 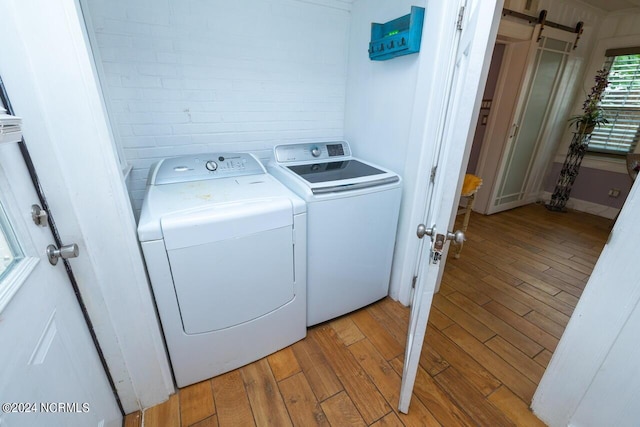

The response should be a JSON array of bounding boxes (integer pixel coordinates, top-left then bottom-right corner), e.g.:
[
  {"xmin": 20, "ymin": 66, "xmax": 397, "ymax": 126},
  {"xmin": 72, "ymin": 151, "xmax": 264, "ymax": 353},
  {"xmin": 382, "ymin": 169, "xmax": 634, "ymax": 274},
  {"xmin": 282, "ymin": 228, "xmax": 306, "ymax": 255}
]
[{"xmin": 502, "ymin": 8, "xmax": 584, "ymax": 49}]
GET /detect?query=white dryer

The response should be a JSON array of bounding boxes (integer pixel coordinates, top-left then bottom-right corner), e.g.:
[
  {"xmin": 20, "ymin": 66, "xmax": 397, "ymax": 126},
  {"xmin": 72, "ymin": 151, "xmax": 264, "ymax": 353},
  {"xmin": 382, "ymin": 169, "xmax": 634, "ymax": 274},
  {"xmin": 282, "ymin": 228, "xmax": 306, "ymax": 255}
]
[
  {"xmin": 137, "ymin": 152, "xmax": 306, "ymax": 388},
  {"xmin": 268, "ymin": 141, "xmax": 402, "ymax": 326}
]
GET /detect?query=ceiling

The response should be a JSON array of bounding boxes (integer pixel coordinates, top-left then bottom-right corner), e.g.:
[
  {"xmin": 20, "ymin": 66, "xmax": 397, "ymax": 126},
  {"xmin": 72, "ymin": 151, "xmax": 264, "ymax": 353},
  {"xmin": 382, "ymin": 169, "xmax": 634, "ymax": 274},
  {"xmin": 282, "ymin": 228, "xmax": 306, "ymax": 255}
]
[{"xmin": 576, "ymin": 0, "xmax": 640, "ymax": 12}]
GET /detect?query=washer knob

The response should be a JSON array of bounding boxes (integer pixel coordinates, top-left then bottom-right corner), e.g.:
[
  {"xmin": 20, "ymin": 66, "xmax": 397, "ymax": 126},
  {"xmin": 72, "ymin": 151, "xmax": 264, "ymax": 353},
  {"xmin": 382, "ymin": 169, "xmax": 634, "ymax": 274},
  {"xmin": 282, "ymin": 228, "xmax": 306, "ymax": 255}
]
[
  {"xmin": 205, "ymin": 160, "xmax": 218, "ymax": 171},
  {"xmin": 311, "ymin": 147, "xmax": 321, "ymax": 157}
]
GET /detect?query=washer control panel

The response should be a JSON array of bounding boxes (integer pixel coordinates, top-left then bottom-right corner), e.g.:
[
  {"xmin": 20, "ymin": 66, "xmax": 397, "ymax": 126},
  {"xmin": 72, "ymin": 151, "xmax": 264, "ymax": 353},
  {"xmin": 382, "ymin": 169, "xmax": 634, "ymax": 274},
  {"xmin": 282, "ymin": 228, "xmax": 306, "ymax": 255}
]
[
  {"xmin": 151, "ymin": 152, "xmax": 266, "ymax": 185},
  {"xmin": 274, "ymin": 141, "xmax": 352, "ymax": 164}
]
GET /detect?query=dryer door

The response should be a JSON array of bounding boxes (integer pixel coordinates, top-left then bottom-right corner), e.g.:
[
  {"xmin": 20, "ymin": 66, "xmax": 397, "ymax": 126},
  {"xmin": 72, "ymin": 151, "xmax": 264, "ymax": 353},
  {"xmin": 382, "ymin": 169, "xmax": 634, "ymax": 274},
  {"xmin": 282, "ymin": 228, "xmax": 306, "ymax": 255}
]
[{"xmin": 161, "ymin": 199, "xmax": 295, "ymax": 334}]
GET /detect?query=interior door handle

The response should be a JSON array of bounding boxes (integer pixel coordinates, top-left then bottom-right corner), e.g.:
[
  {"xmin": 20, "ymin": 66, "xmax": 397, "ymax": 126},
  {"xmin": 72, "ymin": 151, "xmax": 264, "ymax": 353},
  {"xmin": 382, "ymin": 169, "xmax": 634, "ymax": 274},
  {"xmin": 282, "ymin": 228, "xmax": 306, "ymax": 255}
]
[
  {"xmin": 446, "ymin": 230, "xmax": 465, "ymax": 244},
  {"xmin": 417, "ymin": 224, "xmax": 465, "ymax": 243},
  {"xmin": 416, "ymin": 224, "xmax": 434, "ymax": 239},
  {"xmin": 46, "ymin": 243, "xmax": 79, "ymax": 265},
  {"xmin": 416, "ymin": 224, "xmax": 465, "ymax": 264}
]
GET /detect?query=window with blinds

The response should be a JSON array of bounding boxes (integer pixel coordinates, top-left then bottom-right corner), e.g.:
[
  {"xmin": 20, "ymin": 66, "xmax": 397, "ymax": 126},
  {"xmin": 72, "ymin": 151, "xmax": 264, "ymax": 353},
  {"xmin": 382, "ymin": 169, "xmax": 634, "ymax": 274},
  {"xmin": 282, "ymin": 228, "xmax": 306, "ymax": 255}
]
[{"xmin": 589, "ymin": 51, "xmax": 640, "ymax": 154}]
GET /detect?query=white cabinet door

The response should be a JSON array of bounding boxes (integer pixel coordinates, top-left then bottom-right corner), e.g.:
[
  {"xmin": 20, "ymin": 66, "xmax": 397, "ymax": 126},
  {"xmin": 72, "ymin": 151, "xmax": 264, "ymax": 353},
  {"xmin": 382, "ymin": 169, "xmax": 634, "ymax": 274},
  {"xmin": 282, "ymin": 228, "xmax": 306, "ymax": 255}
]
[{"xmin": 0, "ymin": 119, "xmax": 121, "ymax": 426}]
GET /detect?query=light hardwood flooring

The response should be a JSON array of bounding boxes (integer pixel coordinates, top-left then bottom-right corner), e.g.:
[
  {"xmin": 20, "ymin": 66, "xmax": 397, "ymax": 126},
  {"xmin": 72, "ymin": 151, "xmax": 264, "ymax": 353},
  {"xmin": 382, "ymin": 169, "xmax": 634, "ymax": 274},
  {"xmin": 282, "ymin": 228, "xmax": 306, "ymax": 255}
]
[{"xmin": 127, "ymin": 203, "xmax": 611, "ymax": 427}]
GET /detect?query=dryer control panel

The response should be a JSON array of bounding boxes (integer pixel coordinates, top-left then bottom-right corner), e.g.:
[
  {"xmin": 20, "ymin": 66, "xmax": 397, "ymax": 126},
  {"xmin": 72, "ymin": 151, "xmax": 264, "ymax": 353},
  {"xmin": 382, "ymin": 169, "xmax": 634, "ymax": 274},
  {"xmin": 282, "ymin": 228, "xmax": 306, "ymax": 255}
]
[
  {"xmin": 151, "ymin": 152, "xmax": 266, "ymax": 185},
  {"xmin": 274, "ymin": 141, "xmax": 352, "ymax": 164}
]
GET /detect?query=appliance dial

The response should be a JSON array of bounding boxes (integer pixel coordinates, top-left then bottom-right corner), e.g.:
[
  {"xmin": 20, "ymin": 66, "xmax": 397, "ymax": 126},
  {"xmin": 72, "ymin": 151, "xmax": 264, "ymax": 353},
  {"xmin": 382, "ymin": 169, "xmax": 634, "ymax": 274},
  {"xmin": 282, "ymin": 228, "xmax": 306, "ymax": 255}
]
[
  {"xmin": 311, "ymin": 146, "xmax": 321, "ymax": 157},
  {"xmin": 205, "ymin": 160, "xmax": 218, "ymax": 171}
]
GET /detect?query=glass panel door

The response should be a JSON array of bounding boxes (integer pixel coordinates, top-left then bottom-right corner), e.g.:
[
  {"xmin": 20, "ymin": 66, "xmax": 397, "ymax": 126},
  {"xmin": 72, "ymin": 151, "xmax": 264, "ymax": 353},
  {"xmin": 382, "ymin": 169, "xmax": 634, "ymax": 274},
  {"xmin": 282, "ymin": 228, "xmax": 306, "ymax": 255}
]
[
  {"xmin": 0, "ymin": 201, "xmax": 23, "ymax": 280},
  {"xmin": 493, "ymin": 35, "xmax": 572, "ymax": 209}
]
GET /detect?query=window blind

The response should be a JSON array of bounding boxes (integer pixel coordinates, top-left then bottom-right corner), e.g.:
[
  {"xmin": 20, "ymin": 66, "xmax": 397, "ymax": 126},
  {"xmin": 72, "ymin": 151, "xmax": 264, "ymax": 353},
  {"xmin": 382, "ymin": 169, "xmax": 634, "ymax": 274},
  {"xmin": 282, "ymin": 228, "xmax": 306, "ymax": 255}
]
[{"xmin": 589, "ymin": 53, "xmax": 640, "ymax": 154}]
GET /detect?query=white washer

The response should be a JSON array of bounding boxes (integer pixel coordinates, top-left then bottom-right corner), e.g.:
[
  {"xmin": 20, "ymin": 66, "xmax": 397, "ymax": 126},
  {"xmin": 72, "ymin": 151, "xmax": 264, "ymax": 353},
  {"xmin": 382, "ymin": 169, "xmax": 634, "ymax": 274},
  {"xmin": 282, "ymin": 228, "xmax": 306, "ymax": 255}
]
[
  {"xmin": 268, "ymin": 141, "xmax": 402, "ymax": 326},
  {"xmin": 137, "ymin": 152, "xmax": 306, "ymax": 387}
]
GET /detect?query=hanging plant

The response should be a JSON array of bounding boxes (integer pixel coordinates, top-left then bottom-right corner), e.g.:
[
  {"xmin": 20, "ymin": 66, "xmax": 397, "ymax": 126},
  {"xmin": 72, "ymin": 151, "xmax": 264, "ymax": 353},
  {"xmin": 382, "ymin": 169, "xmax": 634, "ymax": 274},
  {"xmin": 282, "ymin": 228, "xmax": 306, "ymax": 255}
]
[{"xmin": 568, "ymin": 68, "xmax": 610, "ymax": 134}]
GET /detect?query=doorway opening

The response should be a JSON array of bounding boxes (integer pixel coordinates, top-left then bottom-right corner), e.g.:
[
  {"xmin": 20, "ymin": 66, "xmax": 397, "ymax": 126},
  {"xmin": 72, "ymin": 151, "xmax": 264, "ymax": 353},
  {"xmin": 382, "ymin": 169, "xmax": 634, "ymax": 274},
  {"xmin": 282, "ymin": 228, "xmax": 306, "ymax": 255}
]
[{"xmin": 434, "ymin": 5, "xmax": 637, "ymax": 417}]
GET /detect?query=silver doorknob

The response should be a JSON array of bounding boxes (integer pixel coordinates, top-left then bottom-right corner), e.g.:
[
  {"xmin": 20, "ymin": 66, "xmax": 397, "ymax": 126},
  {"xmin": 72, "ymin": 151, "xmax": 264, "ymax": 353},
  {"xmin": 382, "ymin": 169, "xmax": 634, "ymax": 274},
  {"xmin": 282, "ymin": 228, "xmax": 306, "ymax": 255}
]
[
  {"xmin": 416, "ymin": 224, "xmax": 435, "ymax": 239},
  {"xmin": 447, "ymin": 230, "xmax": 465, "ymax": 244},
  {"xmin": 416, "ymin": 224, "xmax": 465, "ymax": 243},
  {"xmin": 46, "ymin": 243, "xmax": 79, "ymax": 266}
]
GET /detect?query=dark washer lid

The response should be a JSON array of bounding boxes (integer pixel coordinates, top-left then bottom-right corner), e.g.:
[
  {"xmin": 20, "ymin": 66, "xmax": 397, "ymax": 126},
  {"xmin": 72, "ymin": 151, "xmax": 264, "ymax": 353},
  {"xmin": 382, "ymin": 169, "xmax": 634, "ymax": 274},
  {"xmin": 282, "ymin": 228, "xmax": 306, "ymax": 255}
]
[{"xmin": 286, "ymin": 160, "xmax": 385, "ymax": 183}]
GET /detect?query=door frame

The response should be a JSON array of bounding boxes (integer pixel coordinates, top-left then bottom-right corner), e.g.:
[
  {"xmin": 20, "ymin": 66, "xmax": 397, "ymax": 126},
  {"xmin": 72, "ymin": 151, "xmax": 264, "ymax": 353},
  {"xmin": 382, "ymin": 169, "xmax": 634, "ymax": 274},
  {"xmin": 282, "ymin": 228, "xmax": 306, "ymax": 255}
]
[{"xmin": 0, "ymin": 0, "xmax": 173, "ymax": 411}]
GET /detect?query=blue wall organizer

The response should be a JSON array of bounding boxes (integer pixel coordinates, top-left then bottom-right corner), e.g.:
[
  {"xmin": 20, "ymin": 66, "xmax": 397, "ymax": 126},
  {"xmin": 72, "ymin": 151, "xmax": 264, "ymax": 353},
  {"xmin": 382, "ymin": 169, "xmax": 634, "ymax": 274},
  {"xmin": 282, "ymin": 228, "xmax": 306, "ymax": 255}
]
[{"xmin": 368, "ymin": 6, "xmax": 425, "ymax": 61}]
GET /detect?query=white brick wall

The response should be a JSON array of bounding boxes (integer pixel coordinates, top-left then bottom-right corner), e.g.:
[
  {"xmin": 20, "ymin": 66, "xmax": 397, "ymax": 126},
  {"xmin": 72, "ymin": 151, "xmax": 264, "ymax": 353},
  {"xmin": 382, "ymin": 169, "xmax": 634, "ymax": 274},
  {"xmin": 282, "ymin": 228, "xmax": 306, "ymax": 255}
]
[{"xmin": 84, "ymin": 0, "xmax": 352, "ymax": 212}]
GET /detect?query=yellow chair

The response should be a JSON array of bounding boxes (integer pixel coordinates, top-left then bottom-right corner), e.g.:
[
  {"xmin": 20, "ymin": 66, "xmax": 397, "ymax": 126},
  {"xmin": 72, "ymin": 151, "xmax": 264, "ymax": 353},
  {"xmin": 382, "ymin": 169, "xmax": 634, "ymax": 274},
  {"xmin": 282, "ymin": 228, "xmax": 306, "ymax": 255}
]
[{"xmin": 455, "ymin": 174, "xmax": 482, "ymax": 259}]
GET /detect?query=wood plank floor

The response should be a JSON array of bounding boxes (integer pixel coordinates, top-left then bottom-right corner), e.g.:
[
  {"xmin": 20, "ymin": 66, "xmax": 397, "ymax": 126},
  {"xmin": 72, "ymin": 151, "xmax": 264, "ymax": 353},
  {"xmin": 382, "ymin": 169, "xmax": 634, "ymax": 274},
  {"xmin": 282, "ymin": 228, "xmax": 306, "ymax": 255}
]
[{"xmin": 128, "ymin": 204, "xmax": 611, "ymax": 427}]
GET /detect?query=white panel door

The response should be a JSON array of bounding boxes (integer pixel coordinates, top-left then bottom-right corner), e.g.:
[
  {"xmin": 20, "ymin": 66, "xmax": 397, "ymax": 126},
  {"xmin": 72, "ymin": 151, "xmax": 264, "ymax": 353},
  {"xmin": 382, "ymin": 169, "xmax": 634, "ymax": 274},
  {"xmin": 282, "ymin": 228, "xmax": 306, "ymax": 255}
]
[
  {"xmin": 399, "ymin": 0, "xmax": 502, "ymax": 413},
  {"xmin": 0, "ymin": 116, "xmax": 121, "ymax": 426}
]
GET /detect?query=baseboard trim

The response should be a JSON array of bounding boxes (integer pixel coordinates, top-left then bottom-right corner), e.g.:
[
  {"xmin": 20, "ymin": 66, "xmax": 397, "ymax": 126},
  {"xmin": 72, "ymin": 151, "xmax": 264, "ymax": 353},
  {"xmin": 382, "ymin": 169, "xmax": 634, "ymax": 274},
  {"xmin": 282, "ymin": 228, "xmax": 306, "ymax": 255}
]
[{"xmin": 540, "ymin": 192, "xmax": 620, "ymax": 219}]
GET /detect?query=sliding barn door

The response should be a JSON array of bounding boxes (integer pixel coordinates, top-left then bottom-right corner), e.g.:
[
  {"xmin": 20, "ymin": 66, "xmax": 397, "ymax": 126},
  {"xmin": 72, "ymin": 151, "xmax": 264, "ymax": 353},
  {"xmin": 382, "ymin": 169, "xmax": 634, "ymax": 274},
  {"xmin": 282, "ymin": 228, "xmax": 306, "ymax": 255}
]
[{"xmin": 489, "ymin": 27, "xmax": 575, "ymax": 213}]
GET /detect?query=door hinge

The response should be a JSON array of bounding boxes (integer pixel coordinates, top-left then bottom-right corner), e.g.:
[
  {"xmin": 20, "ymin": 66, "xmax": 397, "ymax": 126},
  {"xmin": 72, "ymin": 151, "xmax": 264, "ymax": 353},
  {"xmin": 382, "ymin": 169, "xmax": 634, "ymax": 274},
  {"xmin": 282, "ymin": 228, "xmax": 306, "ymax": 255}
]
[
  {"xmin": 430, "ymin": 166, "xmax": 437, "ymax": 183},
  {"xmin": 457, "ymin": 6, "xmax": 465, "ymax": 30},
  {"xmin": 412, "ymin": 275, "xmax": 418, "ymax": 289}
]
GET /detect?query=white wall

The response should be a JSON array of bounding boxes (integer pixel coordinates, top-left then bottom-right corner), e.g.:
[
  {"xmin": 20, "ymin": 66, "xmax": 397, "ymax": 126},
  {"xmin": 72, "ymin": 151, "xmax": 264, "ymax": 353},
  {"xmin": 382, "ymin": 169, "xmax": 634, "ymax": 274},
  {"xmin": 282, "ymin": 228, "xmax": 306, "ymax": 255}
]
[
  {"xmin": 343, "ymin": 0, "xmax": 430, "ymax": 305},
  {"xmin": 571, "ymin": 294, "xmax": 640, "ymax": 426},
  {"xmin": 591, "ymin": 7, "xmax": 640, "ymax": 40},
  {"xmin": 84, "ymin": 0, "xmax": 352, "ymax": 212},
  {"xmin": 532, "ymin": 176, "xmax": 640, "ymax": 427},
  {"xmin": 343, "ymin": 0, "xmax": 424, "ymax": 174},
  {"xmin": 86, "ymin": 0, "xmax": 458, "ymax": 306}
]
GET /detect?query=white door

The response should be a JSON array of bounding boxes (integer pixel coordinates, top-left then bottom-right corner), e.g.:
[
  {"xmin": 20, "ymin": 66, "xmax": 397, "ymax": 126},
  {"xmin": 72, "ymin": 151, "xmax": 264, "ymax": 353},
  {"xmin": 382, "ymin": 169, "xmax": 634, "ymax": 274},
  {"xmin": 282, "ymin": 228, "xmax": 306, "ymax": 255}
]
[
  {"xmin": 472, "ymin": 37, "xmax": 532, "ymax": 214},
  {"xmin": 0, "ymin": 112, "xmax": 121, "ymax": 426},
  {"xmin": 399, "ymin": 0, "xmax": 502, "ymax": 413},
  {"xmin": 489, "ymin": 27, "xmax": 576, "ymax": 213}
]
